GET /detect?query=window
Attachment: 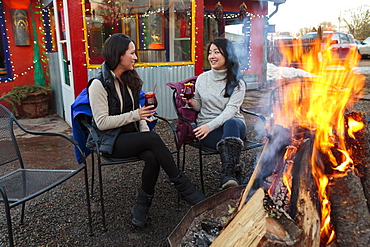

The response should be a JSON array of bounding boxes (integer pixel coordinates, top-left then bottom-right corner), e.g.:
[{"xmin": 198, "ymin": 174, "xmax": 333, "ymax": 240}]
[
  {"xmin": 203, "ymin": 11, "xmax": 251, "ymax": 70},
  {"xmin": 84, "ymin": 0, "xmax": 193, "ymax": 67},
  {"xmin": 339, "ymin": 33, "xmax": 350, "ymax": 44},
  {"xmin": 0, "ymin": 2, "xmax": 11, "ymax": 81}
]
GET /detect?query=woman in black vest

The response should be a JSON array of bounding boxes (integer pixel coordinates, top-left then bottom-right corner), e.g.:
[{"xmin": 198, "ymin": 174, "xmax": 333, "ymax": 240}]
[{"xmin": 87, "ymin": 33, "xmax": 206, "ymax": 228}]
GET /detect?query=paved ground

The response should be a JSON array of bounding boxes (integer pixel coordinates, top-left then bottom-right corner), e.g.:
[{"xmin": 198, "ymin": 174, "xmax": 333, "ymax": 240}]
[{"xmin": 14, "ymin": 114, "xmax": 72, "ymax": 138}]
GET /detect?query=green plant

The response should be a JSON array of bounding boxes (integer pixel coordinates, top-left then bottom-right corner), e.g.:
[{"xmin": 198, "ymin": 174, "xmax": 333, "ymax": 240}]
[{"xmin": 0, "ymin": 84, "xmax": 52, "ymax": 115}]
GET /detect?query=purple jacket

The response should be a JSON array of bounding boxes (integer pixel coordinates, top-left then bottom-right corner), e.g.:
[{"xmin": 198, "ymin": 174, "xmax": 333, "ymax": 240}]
[{"xmin": 166, "ymin": 76, "xmax": 198, "ymax": 149}]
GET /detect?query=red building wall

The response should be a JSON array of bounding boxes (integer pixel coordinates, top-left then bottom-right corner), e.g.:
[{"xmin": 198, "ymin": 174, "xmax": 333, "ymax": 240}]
[
  {"xmin": 67, "ymin": 0, "xmax": 88, "ymax": 97},
  {"xmin": 0, "ymin": 0, "xmax": 44, "ymax": 109}
]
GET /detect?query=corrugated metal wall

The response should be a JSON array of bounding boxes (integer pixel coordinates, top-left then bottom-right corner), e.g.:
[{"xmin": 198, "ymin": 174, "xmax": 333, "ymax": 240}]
[{"xmin": 87, "ymin": 65, "xmax": 194, "ymax": 119}]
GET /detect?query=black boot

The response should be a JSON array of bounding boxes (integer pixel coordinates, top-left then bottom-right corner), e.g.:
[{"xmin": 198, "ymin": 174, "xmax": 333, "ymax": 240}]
[
  {"xmin": 131, "ymin": 188, "xmax": 154, "ymax": 228},
  {"xmin": 170, "ymin": 172, "xmax": 207, "ymax": 205},
  {"xmin": 217, "ymin": 137, "xmax": 244, "ymax": 190}
]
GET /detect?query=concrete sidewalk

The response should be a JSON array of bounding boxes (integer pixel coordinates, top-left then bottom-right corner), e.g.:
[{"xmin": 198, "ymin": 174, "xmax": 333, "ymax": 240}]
[{"xmin": 14, "ymin": 114, "xmax": 71, "ymax": 138}]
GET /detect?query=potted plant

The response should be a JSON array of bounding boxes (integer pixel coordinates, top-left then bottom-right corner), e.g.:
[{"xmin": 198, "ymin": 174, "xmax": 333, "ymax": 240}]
[{"xmin": 0, "ymin": 84, "xmax": 53, "ymax": 118}]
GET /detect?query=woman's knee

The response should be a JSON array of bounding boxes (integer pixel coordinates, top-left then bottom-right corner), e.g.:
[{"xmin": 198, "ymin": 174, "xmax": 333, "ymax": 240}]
[
  {"xmin": 144, "ymin": 131, "xmax": 161, "ymax": 140},
  {"xmin": 224, "ymin": 118, "xmax": 243, "ymax": 129},
  {"xmin": 223, "ymin": 118, "xmax": 246, "ymax": 138}
]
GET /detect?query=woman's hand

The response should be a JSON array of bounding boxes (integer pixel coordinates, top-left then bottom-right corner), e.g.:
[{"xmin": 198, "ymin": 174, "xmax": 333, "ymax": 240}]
[
  {"xmin": 180, "ymin": 94, "xmax": 196, "ymax": 108},
  {"xmin": 194, "ymin": 125, "xmax": 210, "ymax": 140},
  {"xmin": 138, "ymin": 105, "xmax": 156, "ymax": 122}
]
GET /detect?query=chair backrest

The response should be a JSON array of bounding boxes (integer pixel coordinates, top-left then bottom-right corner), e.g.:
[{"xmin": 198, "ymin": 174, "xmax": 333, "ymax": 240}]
[
  {"xmin": 166, "ymin": 76, "xmax": 198, "ymax": 149},
  {"xmin": 0, "ymin": 105, "xmax": 23, "ymax": 168}
]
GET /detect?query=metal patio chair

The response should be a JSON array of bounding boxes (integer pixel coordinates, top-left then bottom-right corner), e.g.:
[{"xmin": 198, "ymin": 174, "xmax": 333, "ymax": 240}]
[
  {"xmin": 0, "ymin": 104, "xmax": 92, "ymax": 247},
  {"xmin": 75, "ymin": 112, "xmax": 180, "ymax": 230},
  {"xmin": 167, "ymin": 77, "xmax": 267, "ymax": 194}
]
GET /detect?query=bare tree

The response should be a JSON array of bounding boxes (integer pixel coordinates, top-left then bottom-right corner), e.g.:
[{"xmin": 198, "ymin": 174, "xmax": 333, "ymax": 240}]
[
  {"xmin": 342, "ymin": 5, "xmax": 370, "ymax": 40},
  {"xmin": 317, "ymin": 21, "xmax": 336, "ymax": 31}
]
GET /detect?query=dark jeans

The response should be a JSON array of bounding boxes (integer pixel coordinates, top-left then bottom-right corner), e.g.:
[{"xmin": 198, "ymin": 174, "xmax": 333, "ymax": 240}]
[
  {"xmin": 201, "ymin": 118, "xmax": 246, "ymax": 149},
  {"xmin": 111, "ymin": 131, "xmax": 179, "ymax": 194}
]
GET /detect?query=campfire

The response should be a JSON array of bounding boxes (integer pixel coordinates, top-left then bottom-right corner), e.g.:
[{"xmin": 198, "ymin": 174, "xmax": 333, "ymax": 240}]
[
  {"xmin": 210, "ymin": 34, "xmax": 370, "ymax": 246},
  {"xmin": 168, "ymin": 33, "xmax": 370, "ymax": 246}
]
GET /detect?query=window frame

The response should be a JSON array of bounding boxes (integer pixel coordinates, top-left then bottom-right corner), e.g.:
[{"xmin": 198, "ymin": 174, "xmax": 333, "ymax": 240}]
[{"xmin": 82, "ymin": 0, "xmax": 196, "ymax": 69}]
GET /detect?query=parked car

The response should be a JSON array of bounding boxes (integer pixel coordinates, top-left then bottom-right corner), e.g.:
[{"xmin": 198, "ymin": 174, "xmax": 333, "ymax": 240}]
[
  {"xmin": 357, "ymin": 37, "xmax": 370, "ymax": 58},
  {"xmin": 302, "ymin": 31, "xmax": 358, "ymax": 69}
]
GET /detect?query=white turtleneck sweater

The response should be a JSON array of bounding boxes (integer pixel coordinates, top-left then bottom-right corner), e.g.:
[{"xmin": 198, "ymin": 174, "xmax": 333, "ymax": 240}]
[{"xmin": 193, "ymin": 69, "xmax": 246, "ymax": 132}]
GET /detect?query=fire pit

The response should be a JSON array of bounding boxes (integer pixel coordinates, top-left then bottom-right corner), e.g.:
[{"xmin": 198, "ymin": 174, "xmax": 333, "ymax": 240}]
[{"xmin": 167, "ymin": 186, "xmax": 245, "ymax": 246}]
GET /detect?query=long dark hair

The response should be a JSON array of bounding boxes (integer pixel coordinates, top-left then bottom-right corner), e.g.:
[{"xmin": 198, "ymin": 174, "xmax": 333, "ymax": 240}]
[
  {"xmin": 208, "ymin": 38, "xmax": 242, "ymax": 97},
  {"xmin": 102, "ymin": 33, "xmax": 142, "ymax": 94}
]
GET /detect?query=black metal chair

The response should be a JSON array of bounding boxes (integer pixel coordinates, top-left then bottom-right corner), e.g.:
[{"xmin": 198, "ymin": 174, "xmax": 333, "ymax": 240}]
[
  {"xmin": 0, "ymin": 104, "xmax": 92, "ymax": 247},
  {"xmin": 167, "ymin": 77, "xmax": 267, "ymax": 194},
  {"xmin": 75, "ymin": 113, "xmax": 180, "ymax": 230}
]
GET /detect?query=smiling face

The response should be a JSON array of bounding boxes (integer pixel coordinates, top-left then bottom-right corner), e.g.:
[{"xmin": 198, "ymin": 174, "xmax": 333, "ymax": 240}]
[
  {"xmin": 118, "ymin": 41, "xmax": 137, "ymax": 72},
  {"xmin": 208, "ymin": 44, "xmax": 227, "ymax": 70}
]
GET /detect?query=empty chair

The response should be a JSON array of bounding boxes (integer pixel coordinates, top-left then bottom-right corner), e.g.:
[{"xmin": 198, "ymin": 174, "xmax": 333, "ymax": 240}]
[{"xmin": 0, "ymin": 104, "xmax": 92, "ymax": 247}]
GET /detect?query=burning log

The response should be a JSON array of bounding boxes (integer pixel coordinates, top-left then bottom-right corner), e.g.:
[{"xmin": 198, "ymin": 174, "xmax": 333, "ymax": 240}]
[
  {"xmin": 328, "ymin": 170, "xmax": 370, "ymax": 246},
  {"xmin": 289, "ymin": 138, "xmax": 321, "ymax": 246},
  {"xmin": 345, "ymin": 112, "xmax": 370, "ymax": 212},
  {"xmin": 211, "ymin": 188, "xmax": 301, "ymax": 247},
  {"xmin": 238, "ymin": 124, "xmax": 291, "ymax": 211},
  {"xmin": 214, "ymin": 126, "xmax": 321, "ymax": 247}
]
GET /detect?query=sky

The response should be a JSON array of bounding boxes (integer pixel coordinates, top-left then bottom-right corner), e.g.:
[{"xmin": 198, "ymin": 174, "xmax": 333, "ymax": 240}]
[{"xmin": 268, "ymin": 0, "xmax": 369, "ymax": 34}]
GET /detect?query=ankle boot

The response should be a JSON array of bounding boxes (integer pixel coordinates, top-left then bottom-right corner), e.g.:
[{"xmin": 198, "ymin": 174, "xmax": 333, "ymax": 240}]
[
  {"xmin": 217, "ymin": 137, "xmax": 244, "ymax": 190},
  {"xmin": 131, "ymin": 188, "xmax": 154, "ymax": 228},
  {"xmin": 170, "ymin": 172, "xmax": 207, "ymax": 205}
]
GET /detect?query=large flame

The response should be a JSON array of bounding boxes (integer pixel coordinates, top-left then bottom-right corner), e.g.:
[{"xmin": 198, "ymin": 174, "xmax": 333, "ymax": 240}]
[{"xmin": 273, "ymin": 35, "xmax": 365, "ymax": 245}]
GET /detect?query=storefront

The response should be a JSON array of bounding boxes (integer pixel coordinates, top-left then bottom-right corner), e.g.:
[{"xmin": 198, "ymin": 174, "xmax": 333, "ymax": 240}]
[{"xmin": 0, "ymin": 0, "xmax": 285, "ymax": 124}]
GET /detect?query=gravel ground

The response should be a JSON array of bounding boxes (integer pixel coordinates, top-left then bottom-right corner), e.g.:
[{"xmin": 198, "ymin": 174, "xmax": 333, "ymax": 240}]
[{"xmin": 1, "ymin": 67, "xmax": 370, "ymax": 247}]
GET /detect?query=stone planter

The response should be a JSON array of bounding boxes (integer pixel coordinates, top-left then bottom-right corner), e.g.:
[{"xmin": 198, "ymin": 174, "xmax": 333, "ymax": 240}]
[{"xmin": 21, "ymin": 92, "xmax": 50, "ymax": 118}]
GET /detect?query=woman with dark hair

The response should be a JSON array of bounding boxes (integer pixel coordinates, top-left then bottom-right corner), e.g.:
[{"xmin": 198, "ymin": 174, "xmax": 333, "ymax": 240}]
[
  {"xmin": 183, "ymin": 38, "xmax": 246, "ymax": 190},
  {"xmin": 87, "ymin": 33, "xmax": 205, "ymax": 228}
]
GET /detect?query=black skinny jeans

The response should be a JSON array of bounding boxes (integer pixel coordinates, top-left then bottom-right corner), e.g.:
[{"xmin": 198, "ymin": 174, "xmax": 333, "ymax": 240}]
[{"xmin": 111, "ymin": 131, "xmax": 179, "ymax": 195}]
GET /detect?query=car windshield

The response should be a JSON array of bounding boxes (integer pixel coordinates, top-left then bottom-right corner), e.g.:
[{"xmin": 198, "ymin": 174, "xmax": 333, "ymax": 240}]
[{"xmin": 302, "ymin": 33, "xmax": 332, "ymax": 40}]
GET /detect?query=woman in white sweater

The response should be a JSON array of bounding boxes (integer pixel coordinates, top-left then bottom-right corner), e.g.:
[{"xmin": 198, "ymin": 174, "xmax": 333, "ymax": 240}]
[
  {"xmin": 184, "ymin": 38, "xmax": 246, "ymax": 190},
  {"xmin": 88, "ymin": 34, "xmax": 205, "ymax": 228}
]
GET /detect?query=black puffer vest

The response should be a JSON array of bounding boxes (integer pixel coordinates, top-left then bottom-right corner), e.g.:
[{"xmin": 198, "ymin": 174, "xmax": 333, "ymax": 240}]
[{"xmin": 86, "ymin": 62, "xmax": 139, "ymax": 154}]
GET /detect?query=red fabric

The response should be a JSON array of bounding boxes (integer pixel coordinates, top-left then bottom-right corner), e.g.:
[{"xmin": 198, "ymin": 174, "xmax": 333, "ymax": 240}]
[{"xmin": 166, "ymin": 76, "xmax": 198, "ymax": 149}]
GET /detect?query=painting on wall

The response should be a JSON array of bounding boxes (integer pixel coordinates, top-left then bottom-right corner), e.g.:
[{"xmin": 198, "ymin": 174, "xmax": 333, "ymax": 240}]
[{"xmin": 11, "ymin": 9, "xmax": 31, "ymax": 46}]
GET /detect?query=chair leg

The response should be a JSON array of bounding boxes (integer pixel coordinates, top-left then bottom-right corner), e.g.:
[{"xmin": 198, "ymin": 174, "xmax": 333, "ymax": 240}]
[
  {"xmin": 1, "ymin": 190, "xmax": 15, "ymax": 247},
  {"xmin": 5, "ymin": 207, "xmax": 14, "ymax": 247},
  {"xmin": 83, "ymin": 166, "xmax": 93, "ymax": 236},
  {"xmin": 176, "ymin": 151, "xmax": 181, "ymax": 211},
  {"xmin": 90, "ymin": 152, "xmax": 95, "ymax": 197},
  {"xmin": 20, "ymin": 202, "xmax": 25, "ymax": 225},
  {"xmin": 182, "ymin": 144, "xmax": 186, "ymax": 171},
  {"xmin": 98, "ymin": 162, "xmax": 107, "ymax": 231},
  {"xmin": 199, "ymin": 146, "xmax": 205, "ymax": 194},
  {"xmin": 177, "ymin": 145, "xmax": 187, "ymax": 211}
]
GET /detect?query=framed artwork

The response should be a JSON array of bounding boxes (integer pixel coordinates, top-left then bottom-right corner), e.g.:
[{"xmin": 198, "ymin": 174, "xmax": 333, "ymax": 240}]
[{"xmin": 11, "ymin": 9, "xmax": 30, "ymax": 46}]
